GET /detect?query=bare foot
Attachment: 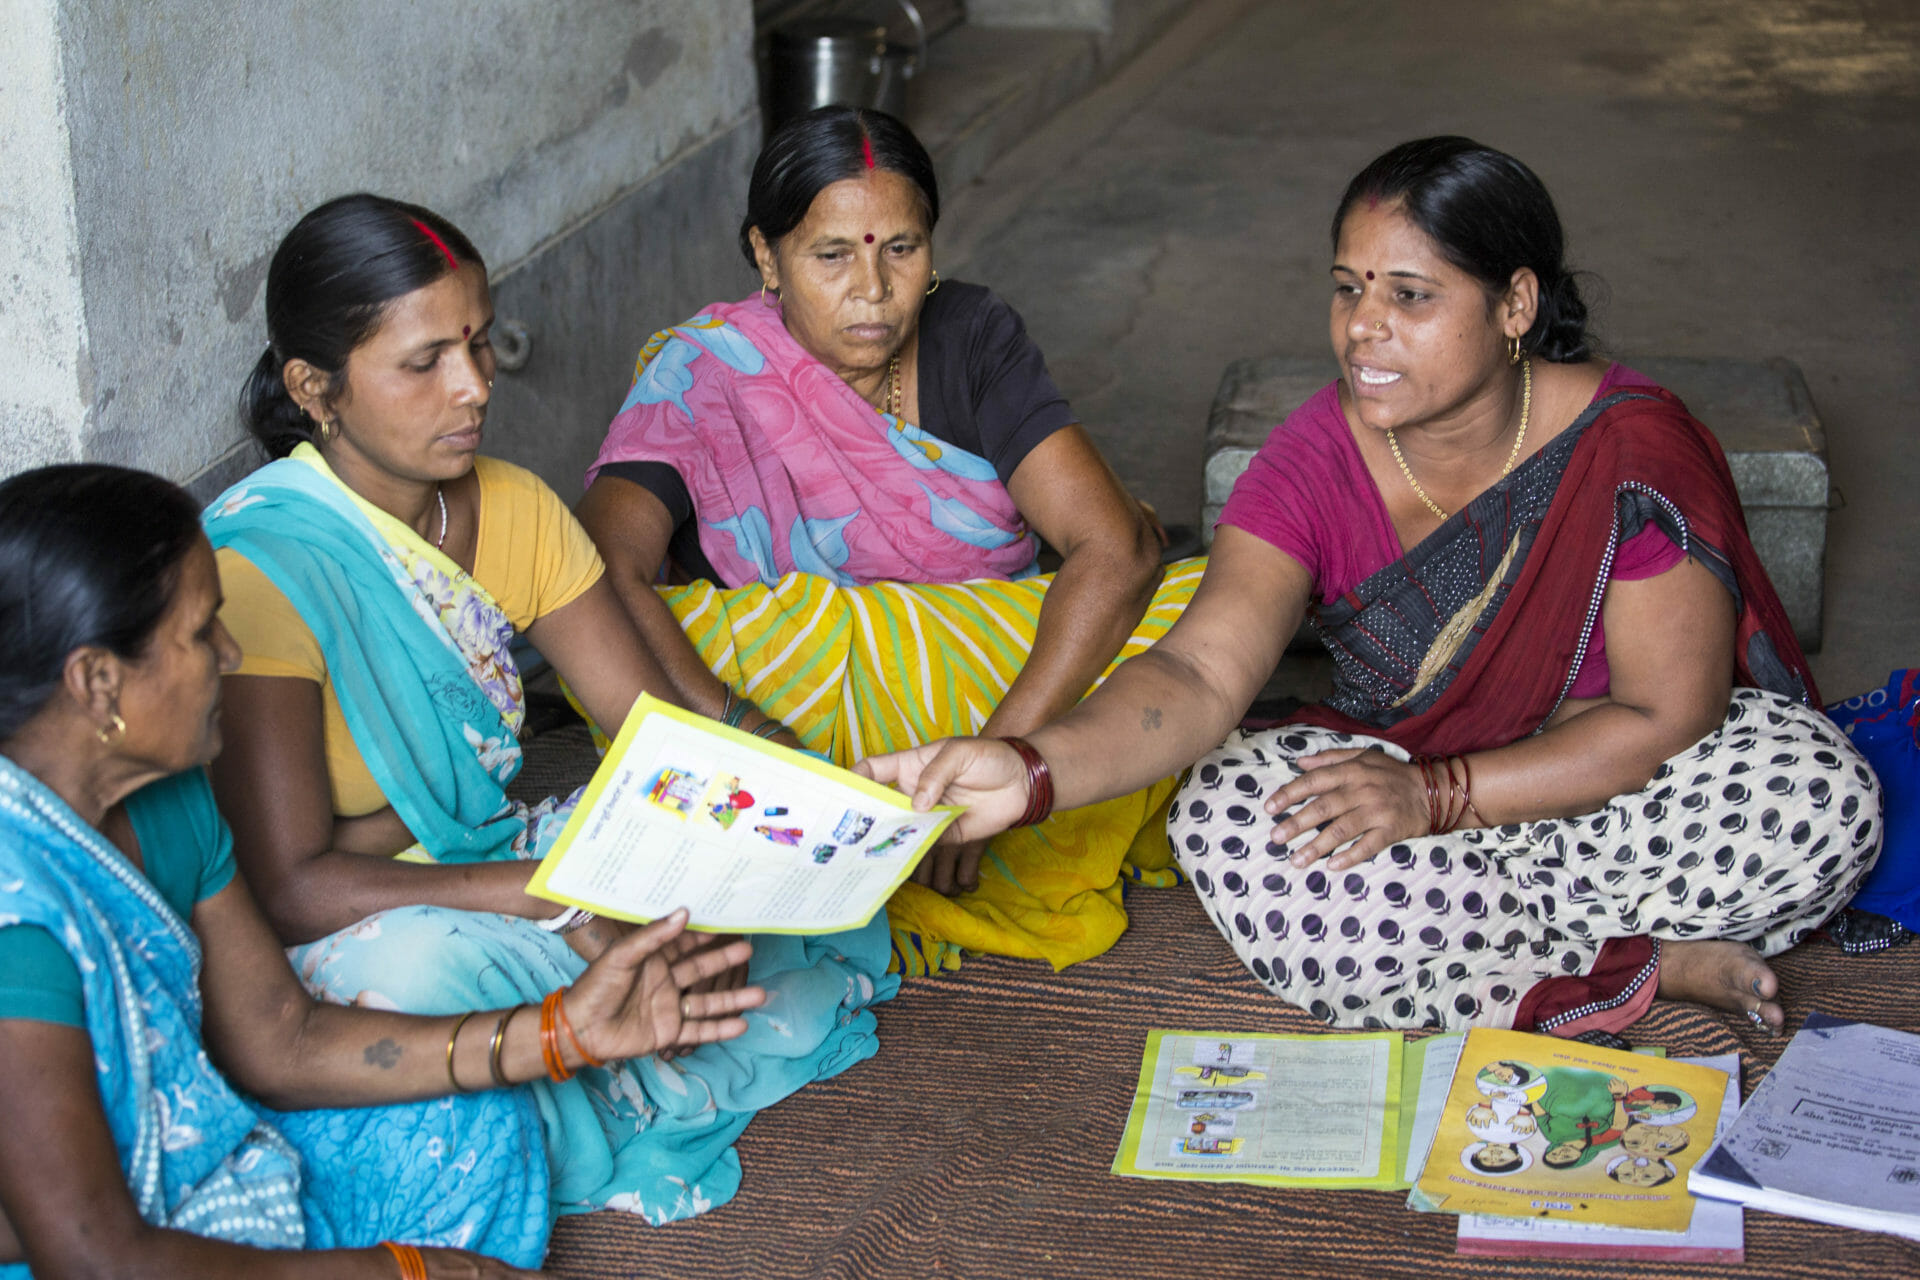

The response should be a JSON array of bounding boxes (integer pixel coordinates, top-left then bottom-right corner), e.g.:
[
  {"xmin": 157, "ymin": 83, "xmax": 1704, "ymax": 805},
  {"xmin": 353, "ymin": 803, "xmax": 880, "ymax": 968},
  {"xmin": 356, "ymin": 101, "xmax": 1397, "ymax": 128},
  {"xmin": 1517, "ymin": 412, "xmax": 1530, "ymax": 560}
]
[{"xmin": 1657, "ymin": 940, "xmax": 1782, "ymax": 1033}]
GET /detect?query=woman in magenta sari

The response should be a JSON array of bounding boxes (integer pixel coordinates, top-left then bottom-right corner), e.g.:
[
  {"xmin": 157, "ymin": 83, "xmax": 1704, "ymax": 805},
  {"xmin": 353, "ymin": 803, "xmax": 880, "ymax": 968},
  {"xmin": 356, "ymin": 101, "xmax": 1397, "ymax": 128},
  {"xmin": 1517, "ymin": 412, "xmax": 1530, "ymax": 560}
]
[{"xmin": 862, "ymin": 137, "xmax": 1882, "ymax": 1039}]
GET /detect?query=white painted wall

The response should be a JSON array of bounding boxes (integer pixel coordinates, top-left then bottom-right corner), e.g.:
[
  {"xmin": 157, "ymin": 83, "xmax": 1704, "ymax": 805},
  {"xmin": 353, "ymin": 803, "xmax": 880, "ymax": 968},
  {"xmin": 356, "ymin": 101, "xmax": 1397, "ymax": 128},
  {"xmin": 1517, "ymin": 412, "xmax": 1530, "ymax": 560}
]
[
  {"xmin": 1, "ymin": 0, "xmax": 90, "ymax": 472},
  {"xmin": 4, "ymin": 0, "xmax": 756, "ymax": 487}
]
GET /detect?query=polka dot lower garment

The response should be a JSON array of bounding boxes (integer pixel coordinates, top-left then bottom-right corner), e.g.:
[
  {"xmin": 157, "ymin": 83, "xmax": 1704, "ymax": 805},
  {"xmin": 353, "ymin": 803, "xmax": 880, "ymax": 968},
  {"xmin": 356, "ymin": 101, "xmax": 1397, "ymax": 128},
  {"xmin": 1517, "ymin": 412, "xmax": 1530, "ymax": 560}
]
[{"xmin": 1170, "ymin": 689, "xmax": 1882, "ymax": 1031}]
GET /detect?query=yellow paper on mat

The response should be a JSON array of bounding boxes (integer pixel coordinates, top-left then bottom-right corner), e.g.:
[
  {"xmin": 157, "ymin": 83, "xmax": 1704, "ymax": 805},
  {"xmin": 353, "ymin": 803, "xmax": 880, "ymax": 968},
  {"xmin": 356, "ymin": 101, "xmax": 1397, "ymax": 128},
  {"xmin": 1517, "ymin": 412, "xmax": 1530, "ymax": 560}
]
[
  {"xmin": 1410, "ymin": 1028, "xmax": 1727, "ymax": 1231},
  {"xmin": 1112, "ymin": 1029, "xmax": 1404, "ymax": 1188},
  {"xmin": 528, "ymin": 694, "xmax": 958, "ymax": 934}
]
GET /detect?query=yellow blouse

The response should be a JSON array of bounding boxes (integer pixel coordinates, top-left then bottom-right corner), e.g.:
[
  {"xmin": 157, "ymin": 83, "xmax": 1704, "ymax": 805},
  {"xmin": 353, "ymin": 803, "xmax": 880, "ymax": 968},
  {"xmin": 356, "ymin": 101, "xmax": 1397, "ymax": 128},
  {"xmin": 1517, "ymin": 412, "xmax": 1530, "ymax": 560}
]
[{"xmin": 216, "ymin": 456, "xmax": 604, "ymax": 817}]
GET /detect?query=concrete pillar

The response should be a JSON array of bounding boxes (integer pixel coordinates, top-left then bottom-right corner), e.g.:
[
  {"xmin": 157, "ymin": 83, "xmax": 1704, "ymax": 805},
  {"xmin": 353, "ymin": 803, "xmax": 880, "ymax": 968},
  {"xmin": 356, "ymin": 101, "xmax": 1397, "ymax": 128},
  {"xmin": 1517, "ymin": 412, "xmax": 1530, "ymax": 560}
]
[{"xmin": 1, "ymin": 0, "xmax": 90, "ymax": 472}]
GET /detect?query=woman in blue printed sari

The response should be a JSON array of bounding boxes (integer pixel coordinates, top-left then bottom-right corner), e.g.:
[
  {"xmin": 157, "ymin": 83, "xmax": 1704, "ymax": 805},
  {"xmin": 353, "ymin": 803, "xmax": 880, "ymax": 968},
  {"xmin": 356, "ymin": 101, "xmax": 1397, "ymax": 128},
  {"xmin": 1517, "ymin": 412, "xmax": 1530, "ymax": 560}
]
[
  {"xmin": 206, "ymin": 195, "xmax": 896, "ymax": 1227},
  {"xmin": 0, "ymin": 464, "xmax": 763, "ymax": 1277}
]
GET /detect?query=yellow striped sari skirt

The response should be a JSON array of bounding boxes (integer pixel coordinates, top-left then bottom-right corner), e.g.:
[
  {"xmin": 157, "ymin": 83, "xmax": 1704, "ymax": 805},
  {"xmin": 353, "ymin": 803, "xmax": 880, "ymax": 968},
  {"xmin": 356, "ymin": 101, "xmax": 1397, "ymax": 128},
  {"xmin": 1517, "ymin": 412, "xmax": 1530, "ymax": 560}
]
[{"xmin": 650, "ymin": 558, "xmax": 1204, "ymax": 975}]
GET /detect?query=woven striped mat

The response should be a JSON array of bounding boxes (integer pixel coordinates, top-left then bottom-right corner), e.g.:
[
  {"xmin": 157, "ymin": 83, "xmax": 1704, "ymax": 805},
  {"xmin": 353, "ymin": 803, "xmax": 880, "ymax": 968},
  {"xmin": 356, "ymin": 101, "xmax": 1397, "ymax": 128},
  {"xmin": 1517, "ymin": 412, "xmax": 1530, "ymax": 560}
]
[{"xmin": 517, "ymin": 727, "xmax": 1920, "ymax": 1280}]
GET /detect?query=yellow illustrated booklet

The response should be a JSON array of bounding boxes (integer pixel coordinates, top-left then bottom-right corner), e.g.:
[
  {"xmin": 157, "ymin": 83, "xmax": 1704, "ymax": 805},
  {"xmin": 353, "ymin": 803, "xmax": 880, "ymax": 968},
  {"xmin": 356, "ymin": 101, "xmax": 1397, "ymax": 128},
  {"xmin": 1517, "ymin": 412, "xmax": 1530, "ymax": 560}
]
[
  {"xmin": 1410, "ymin": 1027, "xmax": 1729, "ymax": 1231},
  {"xmin": 1112, "ymin": 1029, "xmax": 1405, "ymax": 1189},
  {"xmin": 528, "ymin": 694, "xmax": 958, "ymax": 934}
]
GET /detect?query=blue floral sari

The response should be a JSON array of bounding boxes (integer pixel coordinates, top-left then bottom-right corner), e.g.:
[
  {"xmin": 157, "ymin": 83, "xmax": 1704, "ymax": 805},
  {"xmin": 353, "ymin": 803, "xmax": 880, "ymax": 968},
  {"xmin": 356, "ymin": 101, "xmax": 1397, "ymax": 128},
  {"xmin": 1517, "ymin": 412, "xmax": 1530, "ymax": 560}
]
[
  {"xmin": 0, "ymin": 761, "xmax": 549, "ymax": 1273},
  {"xmin": 204, "ymin": 447, "xmax": 896, "ymax": 1223}
]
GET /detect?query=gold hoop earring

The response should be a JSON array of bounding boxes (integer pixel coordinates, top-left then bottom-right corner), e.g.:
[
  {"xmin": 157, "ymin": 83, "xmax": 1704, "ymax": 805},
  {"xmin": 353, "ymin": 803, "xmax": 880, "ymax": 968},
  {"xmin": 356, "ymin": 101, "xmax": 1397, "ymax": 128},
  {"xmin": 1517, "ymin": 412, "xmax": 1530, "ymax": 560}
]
[
  {"xmin": 925, "ymin": 269, "xmax": 941, "ymax": 297},
  {"xmin": 1507, "ymin": 335, "xmax": 1522, "ymax": 365},
  {"xmin": 760, "ymin": 281, "xmax": 780, "ymax": 308},
  {"xmin": 95, "ymin": 712, "xmax": 127, "ymax": 746}
]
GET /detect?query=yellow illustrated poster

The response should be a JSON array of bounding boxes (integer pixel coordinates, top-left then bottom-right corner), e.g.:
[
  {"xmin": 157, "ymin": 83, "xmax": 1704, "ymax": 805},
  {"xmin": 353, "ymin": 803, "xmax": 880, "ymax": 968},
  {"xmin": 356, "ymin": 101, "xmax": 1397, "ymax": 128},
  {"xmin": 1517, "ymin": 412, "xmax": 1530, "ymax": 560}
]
[
  {"xmin": 1411, "ymin": 1028, "xmax": 1728, "ymax": 1231},
  {"xmin": 1113, "ymin": 1030, "xmax": 1404, "ymax": 1189},
  {"xmin": 528, "ymin": 694, "xmax": 958, "ymax": 933}
]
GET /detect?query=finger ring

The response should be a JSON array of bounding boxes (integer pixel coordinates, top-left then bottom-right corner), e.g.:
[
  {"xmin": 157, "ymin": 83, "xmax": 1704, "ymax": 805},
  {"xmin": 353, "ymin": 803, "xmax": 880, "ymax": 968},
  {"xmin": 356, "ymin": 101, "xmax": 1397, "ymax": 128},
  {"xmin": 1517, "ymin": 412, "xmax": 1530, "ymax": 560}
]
[{"xmin": 681, "ymin": 996, "xmax": 693, "ymax": 1020}]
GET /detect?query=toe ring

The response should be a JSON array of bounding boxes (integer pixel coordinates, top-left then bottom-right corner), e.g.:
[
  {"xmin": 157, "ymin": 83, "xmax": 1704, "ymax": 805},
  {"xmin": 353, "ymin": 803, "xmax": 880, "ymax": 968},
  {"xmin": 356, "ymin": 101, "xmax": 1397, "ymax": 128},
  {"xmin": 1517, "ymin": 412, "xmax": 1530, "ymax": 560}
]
[{"xmin": 1746, "ymin": 1007, "xmax": 1767, "ymax": 1028}]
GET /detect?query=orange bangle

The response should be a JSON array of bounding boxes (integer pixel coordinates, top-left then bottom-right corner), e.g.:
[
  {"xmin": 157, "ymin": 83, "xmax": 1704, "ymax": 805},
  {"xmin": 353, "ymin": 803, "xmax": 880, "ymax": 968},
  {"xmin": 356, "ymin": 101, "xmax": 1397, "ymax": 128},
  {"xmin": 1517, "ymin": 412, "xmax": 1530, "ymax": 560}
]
[
  {"xmin": 554, "ymin": 989, "xmax": 605, "ymax": 1069},
  {"xmin": 380, "ymin": 1240, "xmax": 427, "ymax": 1280},
  {"xmin": 540, "ymin": 989, "xmax": 574, "ymax": 1082}
]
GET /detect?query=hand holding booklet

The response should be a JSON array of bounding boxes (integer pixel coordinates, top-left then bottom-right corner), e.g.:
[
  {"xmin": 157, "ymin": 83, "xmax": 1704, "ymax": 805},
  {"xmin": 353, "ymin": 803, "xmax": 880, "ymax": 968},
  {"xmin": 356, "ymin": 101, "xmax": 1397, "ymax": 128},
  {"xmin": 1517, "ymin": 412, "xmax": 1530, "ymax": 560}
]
[{"xmin": 528, "ymin": 695, "xmax": 959, "ymax": 933}]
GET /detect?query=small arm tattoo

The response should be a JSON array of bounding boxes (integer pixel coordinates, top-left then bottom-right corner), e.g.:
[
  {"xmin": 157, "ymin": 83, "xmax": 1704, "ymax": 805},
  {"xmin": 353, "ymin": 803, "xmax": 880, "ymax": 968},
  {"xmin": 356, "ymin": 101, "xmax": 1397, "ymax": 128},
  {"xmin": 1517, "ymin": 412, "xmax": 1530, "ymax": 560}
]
[
  {"xmin": 364, "ymin": 1038, "xmax": 402, "ymax": 1070},
  {"xmin": 1142, "ymin": 707, "xmax": 1163, "ymax": 730}
]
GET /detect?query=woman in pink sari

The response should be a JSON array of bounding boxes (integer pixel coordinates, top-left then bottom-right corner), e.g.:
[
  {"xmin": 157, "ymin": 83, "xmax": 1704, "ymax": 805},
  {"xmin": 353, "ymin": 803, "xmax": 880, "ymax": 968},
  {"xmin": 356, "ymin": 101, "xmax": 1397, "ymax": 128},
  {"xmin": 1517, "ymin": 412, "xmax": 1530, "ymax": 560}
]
[{"xmin": 576, "ymin": 107, "xmax": 1200, "ymax": 975}]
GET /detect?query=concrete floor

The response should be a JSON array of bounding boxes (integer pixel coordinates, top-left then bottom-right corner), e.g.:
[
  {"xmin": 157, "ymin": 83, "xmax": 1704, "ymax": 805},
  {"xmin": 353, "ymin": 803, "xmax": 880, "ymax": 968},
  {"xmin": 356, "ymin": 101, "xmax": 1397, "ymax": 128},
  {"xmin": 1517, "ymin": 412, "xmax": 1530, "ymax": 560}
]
[{"xmin": 938, "ymin": 0, "xmax": 1919, "ymax": 702}]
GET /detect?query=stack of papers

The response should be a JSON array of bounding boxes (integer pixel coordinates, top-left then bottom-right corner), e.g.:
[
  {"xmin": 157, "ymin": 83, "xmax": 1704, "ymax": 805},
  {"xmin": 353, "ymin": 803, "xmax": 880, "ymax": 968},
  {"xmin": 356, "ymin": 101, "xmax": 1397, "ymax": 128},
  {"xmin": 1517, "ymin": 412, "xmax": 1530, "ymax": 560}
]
[{"xmin": 1690, "ymin": 1012, "xmax": 1920, "ymax": 1242}]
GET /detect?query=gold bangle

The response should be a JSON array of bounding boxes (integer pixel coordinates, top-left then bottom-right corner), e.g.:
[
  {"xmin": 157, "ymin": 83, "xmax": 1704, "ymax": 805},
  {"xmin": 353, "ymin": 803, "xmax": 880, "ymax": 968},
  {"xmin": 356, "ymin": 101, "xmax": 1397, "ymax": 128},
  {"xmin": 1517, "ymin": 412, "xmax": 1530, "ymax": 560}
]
[
  {"xmin": 444, "ymin": 1009, "xmax": 479, "ymax": 1094},
  {"xmin": 489, "ymin": 1006, "xmax": 520, "ymax": 1088}
]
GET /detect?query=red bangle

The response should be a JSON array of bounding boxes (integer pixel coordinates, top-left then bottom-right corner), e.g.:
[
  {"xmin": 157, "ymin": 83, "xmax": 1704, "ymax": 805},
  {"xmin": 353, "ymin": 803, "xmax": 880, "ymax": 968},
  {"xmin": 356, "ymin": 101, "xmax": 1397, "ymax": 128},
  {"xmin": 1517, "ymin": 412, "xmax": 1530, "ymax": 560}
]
[
  {"xmin": 1413, "ymin": 755, "xmax": 1437, "ymax": 835},
  {"xmin": 554, "ymin": 989, "xmax": 604, "ymax": 1069},
  {"xmin": 380, "ymin": 1241, "xmax": 427, "ymax": 1280},
  {"xmin": 539, "ymin": 990, "xmax": 574, "ymax": 1082},
  {"xmin": 1000, "ymin": 737, "xmax": 1054, "ymax": 828},
  {"xmin": 1415, "ymin": 754, "xmax": 1476, "ymax": 834}
]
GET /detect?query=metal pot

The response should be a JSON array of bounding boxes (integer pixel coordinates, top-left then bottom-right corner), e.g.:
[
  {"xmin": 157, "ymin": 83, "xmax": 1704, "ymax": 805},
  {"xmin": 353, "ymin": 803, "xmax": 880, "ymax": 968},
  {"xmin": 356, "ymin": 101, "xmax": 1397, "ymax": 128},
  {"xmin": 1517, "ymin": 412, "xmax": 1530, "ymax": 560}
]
[{"xmin": 767, "ymin": 1, "xmax": 927, "ymax": 126}]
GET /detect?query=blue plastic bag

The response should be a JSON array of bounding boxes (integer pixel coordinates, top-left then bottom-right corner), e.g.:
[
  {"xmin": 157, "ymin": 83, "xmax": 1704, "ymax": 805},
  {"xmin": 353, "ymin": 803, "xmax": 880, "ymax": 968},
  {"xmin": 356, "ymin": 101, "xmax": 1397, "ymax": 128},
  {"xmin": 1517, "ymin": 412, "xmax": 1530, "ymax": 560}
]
[{"xmin": 1827, "ymin": 669, "xmax": 1920, "ymax": 930}]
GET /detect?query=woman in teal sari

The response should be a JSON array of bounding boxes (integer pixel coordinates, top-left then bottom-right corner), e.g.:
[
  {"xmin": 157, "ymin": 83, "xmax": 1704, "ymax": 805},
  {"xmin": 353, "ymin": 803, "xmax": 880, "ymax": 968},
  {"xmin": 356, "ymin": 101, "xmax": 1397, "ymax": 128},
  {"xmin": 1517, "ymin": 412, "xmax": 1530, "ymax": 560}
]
[
  {"xmin": 207, "ymin": 194, "xmax": 895, "ymax": 1225},
  {"xmin": 0, "ymin": 464, "xmax": 762, "ymax": 1277}
]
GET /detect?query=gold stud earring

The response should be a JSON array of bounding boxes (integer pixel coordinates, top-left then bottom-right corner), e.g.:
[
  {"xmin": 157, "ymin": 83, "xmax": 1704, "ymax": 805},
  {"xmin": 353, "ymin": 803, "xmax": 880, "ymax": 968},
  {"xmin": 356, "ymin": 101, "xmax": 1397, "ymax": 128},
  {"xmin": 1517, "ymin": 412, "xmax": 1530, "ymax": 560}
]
[
  {"xmin": 925, "ymin": 269, "xmax": 941, "ymax": 297},
  {"xmin": 95, "ymin": 712, "xmax": 127, "ymax": 746}
]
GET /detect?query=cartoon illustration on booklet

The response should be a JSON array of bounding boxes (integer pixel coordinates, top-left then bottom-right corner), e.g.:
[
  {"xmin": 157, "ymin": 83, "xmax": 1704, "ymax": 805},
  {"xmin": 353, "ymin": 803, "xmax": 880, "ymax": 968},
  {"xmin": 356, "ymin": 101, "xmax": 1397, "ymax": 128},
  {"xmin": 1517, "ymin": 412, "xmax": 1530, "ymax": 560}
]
[
  {"xmin": 1411, "ymin": 1028, "xmax": 1726, "ymax": 1231},
  {"xmin": 529, "ymin": 695, "xmax": 958, "ymax": 934}
]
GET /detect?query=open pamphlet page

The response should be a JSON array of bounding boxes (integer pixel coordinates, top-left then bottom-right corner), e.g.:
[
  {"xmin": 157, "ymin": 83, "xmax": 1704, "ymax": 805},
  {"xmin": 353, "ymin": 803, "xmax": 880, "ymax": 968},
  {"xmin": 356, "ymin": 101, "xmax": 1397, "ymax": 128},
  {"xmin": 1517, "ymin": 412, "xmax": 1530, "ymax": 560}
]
[
  {"xmin": 1111, "ymin": 1030, "xmax": 1404, "ymax": 1189},
  {"xmin": 1689, "ymin": 1012, "xmax": 1920, "ymax": 1242},
  {"xmin": 527, "ymin": 694, "xmax": 959, "ymax": 934},
  {"xmin": 1409, "ymin": 1028, "xmax": 1730, "ymax": 1231},
  {"xmin": 1457, "ymin": 1053, "xmax": 1744, "ymax": 1261}
]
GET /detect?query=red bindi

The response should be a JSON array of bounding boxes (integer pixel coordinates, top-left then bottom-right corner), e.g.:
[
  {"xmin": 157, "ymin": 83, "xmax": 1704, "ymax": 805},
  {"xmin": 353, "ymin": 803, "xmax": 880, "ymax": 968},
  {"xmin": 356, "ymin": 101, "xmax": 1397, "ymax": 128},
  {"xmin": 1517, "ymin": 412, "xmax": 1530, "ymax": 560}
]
[
  {"xmin": 864, "ymin": 233, "xmax": 875, "ymax": 244},
  {"xmin": 1365, "ymin": 271, "xmax": 1374, "ymax": 280},
  {"xmin": 462, "ymin": 324, "xmax": 471, "ymax": 336}
]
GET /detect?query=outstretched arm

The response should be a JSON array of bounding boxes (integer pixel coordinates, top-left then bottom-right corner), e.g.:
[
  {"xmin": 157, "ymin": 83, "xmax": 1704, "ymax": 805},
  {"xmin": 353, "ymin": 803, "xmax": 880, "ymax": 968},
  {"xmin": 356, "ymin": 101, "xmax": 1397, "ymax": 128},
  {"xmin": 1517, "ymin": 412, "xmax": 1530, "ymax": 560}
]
[
  {"xmin": 862, "ymin": 527, "xmax": 1311, "ymax": 846},
  {"xmin": 0, "ymin": 897, "xmax": 754, "ymax": 1278},
  {"xmin": 194, "ymin": 868, "xmax": 760, "ymax": 1110}
]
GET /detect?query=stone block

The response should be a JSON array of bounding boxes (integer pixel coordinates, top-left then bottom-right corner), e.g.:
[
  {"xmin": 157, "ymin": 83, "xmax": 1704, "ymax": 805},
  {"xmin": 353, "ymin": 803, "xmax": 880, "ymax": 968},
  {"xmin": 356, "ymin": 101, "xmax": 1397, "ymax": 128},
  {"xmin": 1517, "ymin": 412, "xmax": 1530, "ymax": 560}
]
[{"xmin": 1201, "ymin": 355, "xmax": 1830, "ymax": 651}]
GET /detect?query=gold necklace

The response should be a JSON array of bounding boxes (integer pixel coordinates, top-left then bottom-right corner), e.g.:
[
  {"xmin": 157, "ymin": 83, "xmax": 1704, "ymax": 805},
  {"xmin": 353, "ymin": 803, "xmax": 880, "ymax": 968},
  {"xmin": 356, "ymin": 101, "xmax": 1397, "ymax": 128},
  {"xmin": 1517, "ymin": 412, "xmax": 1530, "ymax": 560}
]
[
  {"xmin": 884, "ymin": 354, "xmax": 901, "ymax": 419},
  {"xmin": 1387, "ymin": 357, "xmax": 1531, "ymax": 520}
]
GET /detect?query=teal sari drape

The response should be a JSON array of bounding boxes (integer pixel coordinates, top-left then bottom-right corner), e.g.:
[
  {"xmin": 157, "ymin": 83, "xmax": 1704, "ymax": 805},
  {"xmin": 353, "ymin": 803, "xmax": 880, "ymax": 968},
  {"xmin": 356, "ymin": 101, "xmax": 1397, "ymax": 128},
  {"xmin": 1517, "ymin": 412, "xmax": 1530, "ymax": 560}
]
[
  {"xmin": 204, "ymin": 449, "xmax": 896, "ymax": 1223},
  {"xmin": 0, "ymin": 763, "xmax": 549, "ymax": 1274}
]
